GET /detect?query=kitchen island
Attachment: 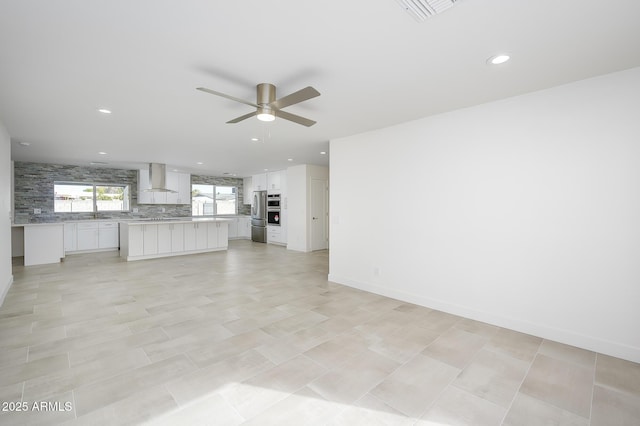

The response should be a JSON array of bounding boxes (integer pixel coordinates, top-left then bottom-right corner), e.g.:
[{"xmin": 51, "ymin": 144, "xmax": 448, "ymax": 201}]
[{"xmin": 119, "ymin": 218, "xmax": 232, "ymax": 261}]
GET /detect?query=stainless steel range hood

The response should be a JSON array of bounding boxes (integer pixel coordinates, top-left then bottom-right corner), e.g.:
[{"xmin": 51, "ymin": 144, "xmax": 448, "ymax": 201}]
[{"xmin": 145, "ymin": 163, "xmax": 177, "ymax": 193}]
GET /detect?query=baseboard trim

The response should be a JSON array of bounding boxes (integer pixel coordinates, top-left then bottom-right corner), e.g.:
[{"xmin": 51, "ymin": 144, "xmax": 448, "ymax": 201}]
[{"xmin": 327, "ymin": 273, "xmax": 640, "ymax": 363}]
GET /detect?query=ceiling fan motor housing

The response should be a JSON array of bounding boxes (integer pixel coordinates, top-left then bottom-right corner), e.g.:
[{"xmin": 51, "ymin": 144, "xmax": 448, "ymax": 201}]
[{"xmin": 257, "ymin": 83, "xmax": 276, "ymax": 106}]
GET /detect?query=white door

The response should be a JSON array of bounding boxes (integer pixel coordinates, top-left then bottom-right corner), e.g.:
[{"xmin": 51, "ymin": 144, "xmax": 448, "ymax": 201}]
[{"xmin": 310, "ymin": 178, "xmax": 328, "ymax": 251}]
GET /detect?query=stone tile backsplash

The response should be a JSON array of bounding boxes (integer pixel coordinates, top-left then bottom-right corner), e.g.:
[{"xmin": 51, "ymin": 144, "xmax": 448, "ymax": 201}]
[{"xmin": 13, "ymin": 161, "xmax": 250, "ymax": 223}]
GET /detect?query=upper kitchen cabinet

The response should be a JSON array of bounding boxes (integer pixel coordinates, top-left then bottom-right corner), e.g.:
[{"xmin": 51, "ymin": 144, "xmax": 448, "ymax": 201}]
[
  {"xmin": 138, "ymin": 169, "xmax": 191, "ymax": 205},
  {"xmin": 267, "ymin": 171, "xmax": 282, "ymax": 193},
  {"xmin": 243, "ymin": 176, "xmax": 252, "ymax": 204},
  {"xmin": 252, "ymin": 173, "xmax": 267, "ymax": 191},
  {"xmin": 165, "ymin": 172, "xmax": 191, "ymax": 205}
]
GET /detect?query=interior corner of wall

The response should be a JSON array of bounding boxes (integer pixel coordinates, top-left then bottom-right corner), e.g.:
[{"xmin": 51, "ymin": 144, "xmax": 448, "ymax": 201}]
[{"xmin": 0, "ymin": 275, "xmax": 13, "ymax": 307}]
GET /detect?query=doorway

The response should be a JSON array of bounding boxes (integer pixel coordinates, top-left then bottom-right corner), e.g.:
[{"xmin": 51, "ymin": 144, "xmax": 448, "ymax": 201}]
[{"xmin": 310, "ymin": 178, "xmax": 328, "ymax": 251}]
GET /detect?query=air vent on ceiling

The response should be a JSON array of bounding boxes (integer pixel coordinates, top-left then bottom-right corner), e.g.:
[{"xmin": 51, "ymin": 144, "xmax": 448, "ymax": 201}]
[{"xmin": 395, "ymin": 0, "xmax": 459, "ymax": 22}]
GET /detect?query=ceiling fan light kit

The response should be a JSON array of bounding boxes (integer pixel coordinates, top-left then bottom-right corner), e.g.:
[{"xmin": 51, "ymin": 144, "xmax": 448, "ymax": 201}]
[
  {"xmin": 257, "ymin": 107, "xmax": 275, "ymax": 122},
  {"xmin": 197, "ymin": 82, "xmax": 320, "ymax": 127}
]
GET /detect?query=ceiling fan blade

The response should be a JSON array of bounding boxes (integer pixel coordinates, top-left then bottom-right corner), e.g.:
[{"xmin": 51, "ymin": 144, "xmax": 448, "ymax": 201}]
[
  {"xmin": 270, "ymin": 86, "xmax": 320, "ymax": 110},
  {"xmin": 197, "ymin": 87, "xmax": 258, "ymax": 108},
  {"xmin": 227, "ymin": 111, "xmax": 257, "ymax": 124},
  {"xmin": 276, "ymin": 110, "xmax": 317, "ymax": 127}
]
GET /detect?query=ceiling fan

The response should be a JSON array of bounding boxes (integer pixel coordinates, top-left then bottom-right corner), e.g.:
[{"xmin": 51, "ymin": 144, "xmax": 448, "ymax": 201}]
[{"xmin": 197, "ymin": 83, "xmax": 320, "ymax": 127}]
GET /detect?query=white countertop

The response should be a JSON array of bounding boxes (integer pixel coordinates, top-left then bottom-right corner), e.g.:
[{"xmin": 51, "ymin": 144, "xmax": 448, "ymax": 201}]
[
  {"xmin": 13, "ymin": 215, "xmax": 250, "ymax": 227},
  {"xmin": 12, "ymin": 222, "xmax": 64, "ymax": 228},
  {"xmin": 123, "ymin": 217, "xmax": 235, "ymax": 225}
]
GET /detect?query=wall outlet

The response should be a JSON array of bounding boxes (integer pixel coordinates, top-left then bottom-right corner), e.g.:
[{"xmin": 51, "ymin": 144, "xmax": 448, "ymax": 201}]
[
  {"xmin": 133, "ymin": 207, "xmax": 139, "ymax": 213},
  {"xmin": 373, "ymin": 266, "xmax": 381, "ymax": 277},
  {"xmin": 33, "ymin": 208, "xmax": 41, "ymax": 214},
  {"xmin": 161, "ymin": 207, "xmax": 165, "ymax": 213}
]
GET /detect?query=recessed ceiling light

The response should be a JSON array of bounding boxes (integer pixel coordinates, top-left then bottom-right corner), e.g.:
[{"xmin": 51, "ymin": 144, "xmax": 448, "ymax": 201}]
[
  {"xmin": 264, "ymin": 169, "xmax": 268, "ymax": 171},
  {"xmin": 487, "ymin": 54, "xmax": 510, "ymax": 65},
  {"xmin": 97, "ymin": 108, "xmax": 112, "ymax": 114},
  {"xmin": 287, "ymin": 158, "xmax": 293, "ymax": 162},
  {"xmin": 98, "ymin": 151, "xmax": 107, "ymax": 155},
  {"xmin": 320, "ymin": 151, "xmax": 327, "ymax": 155},
  {"xmin": 251, "ymin": 138, "xmax": 259, "ymax": 142},
  {"xmin": 18, "ymin": 141, "xmax": 31, "ymax": 146},
  {"xmin": 196, "ymin": 162, "xmax": 203, "ymax": 165}
]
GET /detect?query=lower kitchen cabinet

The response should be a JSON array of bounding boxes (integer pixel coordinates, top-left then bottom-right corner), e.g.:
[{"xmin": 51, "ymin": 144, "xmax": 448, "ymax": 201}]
[
  {"xmin": 157, "ymin": 223, "xmax": 184, "ymax": 254},
  {"xmin": 267, "ymin": 225, "xmax": 285, "ymax": 245},
  {"xmin": 64, "ymin": 223, "xmax": 77, "ymax": 252},
  {"xmin": 238, "ymin": 217, "xmax": 251, "ymax": 238},
  {"xmin": 184, "ymin": 222, "xmax": 208, "ymax": 251},
  {"xmin": 227, "ymin": 219, "xmax": 238, "ymax": 239},
  {"xmin": 77, "ymin": 222, "xmax": 99, "ymax": 251},
  {"xmin": 122, "ymin": 224, "xmax": 159, "ymax": 256},
  {"xmin": 120, "ymin": 219, "xmax": 230, "ymax": 261},
  {"xmin": 98, "ymin": 222, "xmax": 119, "ymax": 249},
  {"xmin": 142, "ymin": 224, "xmax": 158, "ymax": 255},
  {"xmin": 207, "ymin": 222, "xmax": 228, "ymax": 249},
  {"xmin": 126, "ymin": 225, "xmax": 144, "ymax": 257},
  {"xmin": 65, "ymin": 221, "xmax": 120, "ymax": 253},
  {"xmin": 227, "ymin": 216, "xmax": 251, "ymax": 240}
]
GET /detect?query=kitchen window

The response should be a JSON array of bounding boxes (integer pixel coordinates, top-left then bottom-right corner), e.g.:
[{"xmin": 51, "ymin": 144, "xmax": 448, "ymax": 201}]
[
  {"xmin": 54, "ymin": 182, "xmax": 130, "ymax": 213},
  {"xmin": 191, "ymin": 184, "xmax": 237, "ymax": 216}
]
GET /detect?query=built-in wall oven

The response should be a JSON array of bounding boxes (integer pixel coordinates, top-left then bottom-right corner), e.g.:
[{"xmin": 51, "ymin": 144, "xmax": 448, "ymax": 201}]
[{"xmin": 267, "ymin": 194, "xmax": 281, "ymax": 226}]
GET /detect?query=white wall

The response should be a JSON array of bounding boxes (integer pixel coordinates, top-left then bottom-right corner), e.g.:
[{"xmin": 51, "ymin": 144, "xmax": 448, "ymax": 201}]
[
  {"xmin": 329, "ymin": 67, "xmax": 640, "ymax": 363},
  {"xmin": 0, "ymin": 120, "xmax": 13, "ymax": 305},
  {"xmin": 287, "ymin": 165, "xmax": 308, "ymax": 252}
]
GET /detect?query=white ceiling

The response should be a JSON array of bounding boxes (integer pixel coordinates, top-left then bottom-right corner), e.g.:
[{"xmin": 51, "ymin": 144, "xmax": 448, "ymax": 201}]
[{"xmin": 1, "ymin": 0, "xmax": 640, "ymax": 177}]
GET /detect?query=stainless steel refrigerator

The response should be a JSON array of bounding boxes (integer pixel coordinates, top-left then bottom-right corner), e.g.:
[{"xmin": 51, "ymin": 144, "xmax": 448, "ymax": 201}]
[{"xmin": 251, "ymin": 190, "xmax": 267, "ymax": 243}]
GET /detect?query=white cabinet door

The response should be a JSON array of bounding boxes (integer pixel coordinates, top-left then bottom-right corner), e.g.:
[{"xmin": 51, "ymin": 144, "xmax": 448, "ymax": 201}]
[
  {"xmin": 206, "ymin": 222, "xmax": 229, "ymax": 248},
  {"xmin": 164, "ymin": 172, "xmax": 179, "ymax": 205},
  {"xmin": 177, "ymin": 173, "xmax": 191, "ymax": 205},
  {"xmin": 243, "ymin": 177, "xmax": 253, "ymax": 204},
  {"xmin": 252, "ymin": 173, "xmax": 267, "ymax": 191},
  {"xmin": 143, "ymin": 224, "xmax": 158, "ymax": 255},
  {"xmin": 157, "ymin": 224, "xmax": 172, "ymax": 254},
  {"xmin": 184, "ymin": 223, "xmax": 207, "ymax": 250},
  {"xmin": 98, "ymin": 222, "xmax": 119, "ymax": 249},
  {"xmin": 77, "ymin": 223, "xmax": 99, "ymax": 250},
  {"xmin": 164, "ymin": 172, "xmax": 190, "ymax": 204},
  {"xmin": 158, "ymin": 223, "xmax": 185, "ymax": 253},
  {"xmin": 63, "ymin": 223, "xmax": 77, "ymax": 252},
  {"xmin": 195, "ymin": 223, "xmax": 208, "ymax": 250},
  {"xmin": 171, "ymin": 223, "xmax": 184, "ymax": 252},
  {"xmin": 267, "ymin": 171, "xmax": 282, "ymax": 192},
  {"xmin": 217, "ymin": 222, "xmax": 228, "ymax": 247},
  {"xmin": 206, "ymin": 223, "xmax": 218, "ymax": 249},
  {"xmin": 184, "ymin": 223, "xmax": 196, "ymax": 251},
  {"xmin": 128, "ymin": 225, "xmax": 144, "ymax": 257},
  {"xmin": 227, "ymin": 218, "xmax": 238, "ymax": 239},
  {"xmin": 238, "ymin": 217, "xmax": 250, "ymax": 238},
  {"xmin": 138, "ymin": 169, "xmax": 153, "ymax": 204}
]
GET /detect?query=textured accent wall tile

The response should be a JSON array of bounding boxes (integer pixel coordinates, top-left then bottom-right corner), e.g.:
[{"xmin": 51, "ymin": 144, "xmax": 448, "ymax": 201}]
[{"xmin": 13, "ymin": 162, "xmax": 249, "ymax": 223}]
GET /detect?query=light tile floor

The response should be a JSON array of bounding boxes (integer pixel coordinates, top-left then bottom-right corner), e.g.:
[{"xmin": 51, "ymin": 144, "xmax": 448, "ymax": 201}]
[{"xmin": 1, "ymin": 240, "xmax": 639, "ymax": 425}]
